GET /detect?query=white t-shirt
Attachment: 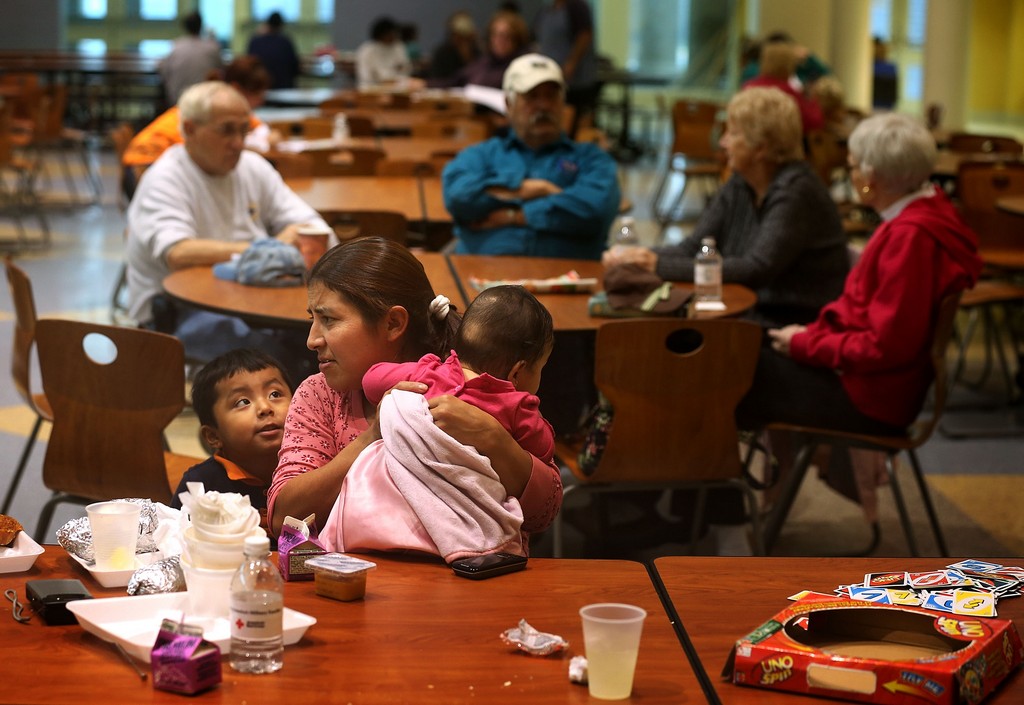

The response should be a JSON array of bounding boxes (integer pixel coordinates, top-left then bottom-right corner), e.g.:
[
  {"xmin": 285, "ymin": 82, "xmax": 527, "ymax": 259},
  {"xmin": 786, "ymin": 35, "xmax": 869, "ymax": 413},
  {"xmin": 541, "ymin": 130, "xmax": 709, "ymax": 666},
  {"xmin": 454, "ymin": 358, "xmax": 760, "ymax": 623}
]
[
  {"xmin": 356, "ymin": 40, "xmax": 411, "ymax": 87},
  {"xmin": 126, "ymin": 144, "xmax": 327, "ymax": 323}
]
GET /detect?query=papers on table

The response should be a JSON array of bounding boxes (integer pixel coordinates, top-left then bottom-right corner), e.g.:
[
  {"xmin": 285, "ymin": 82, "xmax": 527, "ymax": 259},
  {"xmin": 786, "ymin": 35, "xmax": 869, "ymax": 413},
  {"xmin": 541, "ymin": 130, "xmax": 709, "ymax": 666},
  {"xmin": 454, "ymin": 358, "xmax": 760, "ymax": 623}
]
[{"xmin": 463, "ymin": 84, "xmax": 507, "ymax": 115}]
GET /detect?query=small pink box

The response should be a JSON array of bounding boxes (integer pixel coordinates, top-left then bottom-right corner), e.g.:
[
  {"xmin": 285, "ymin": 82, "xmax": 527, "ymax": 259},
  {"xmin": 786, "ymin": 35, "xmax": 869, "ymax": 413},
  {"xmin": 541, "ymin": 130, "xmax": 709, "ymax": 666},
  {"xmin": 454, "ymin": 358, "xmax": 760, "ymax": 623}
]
[
  {"xmin": 277, "ymin": 514, "xmax": 326, "ymax": 581},
  {"xmin": 151, "ymin": 618, "xmax": 222, "ymax": 695}
]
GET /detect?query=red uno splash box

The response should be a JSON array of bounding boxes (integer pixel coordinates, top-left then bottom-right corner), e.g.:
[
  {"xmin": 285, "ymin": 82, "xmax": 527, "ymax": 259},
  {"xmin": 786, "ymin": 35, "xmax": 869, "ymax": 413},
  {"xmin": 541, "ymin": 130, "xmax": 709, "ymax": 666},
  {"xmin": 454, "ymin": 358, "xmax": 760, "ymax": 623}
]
[{"xmin": 724, "ymin": 596, "xmax": 1022, "ymax": 704}]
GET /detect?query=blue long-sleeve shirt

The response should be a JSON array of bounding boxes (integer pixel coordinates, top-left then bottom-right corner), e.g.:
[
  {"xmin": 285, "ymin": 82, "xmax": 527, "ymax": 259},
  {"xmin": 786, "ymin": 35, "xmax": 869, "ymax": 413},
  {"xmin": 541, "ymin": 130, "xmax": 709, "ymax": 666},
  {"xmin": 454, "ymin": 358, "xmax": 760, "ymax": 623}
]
[{"xmin": 442, "ymin": 133, "xmax": 620, "ymax": 260}]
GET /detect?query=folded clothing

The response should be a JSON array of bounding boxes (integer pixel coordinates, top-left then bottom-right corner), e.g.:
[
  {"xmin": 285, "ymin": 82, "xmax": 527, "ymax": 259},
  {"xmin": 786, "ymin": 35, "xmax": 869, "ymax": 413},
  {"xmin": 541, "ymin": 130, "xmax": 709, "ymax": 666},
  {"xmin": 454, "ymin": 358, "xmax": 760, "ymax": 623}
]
[{"xmin": 213, "ymin": 239, "xmax": 305, "ymax": 287}]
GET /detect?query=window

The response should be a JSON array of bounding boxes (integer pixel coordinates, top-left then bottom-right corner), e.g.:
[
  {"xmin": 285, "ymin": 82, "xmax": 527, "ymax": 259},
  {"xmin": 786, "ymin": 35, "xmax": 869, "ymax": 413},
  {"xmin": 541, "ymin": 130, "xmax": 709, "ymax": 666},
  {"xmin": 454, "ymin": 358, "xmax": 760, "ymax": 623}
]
[
  {"xmin": 625, "ymin": 0, "xmax": 734, "ymax": 88},
  {"xmin": 252, "ymin": 0, "xmax": 300, "ymax": 23},
  {"xmin": 138, "ymin": 39, "xmax": 173, "ymax": 58},
  {"xmin": 316, "ymin": 0, "xmax": 334, "ymax": 23},
  {"xmin": 77, "ymin": 39, "xmax": 107, "ymax": 55},
  {"xmin": 198, "ymin": 0, "xmax": 233, "ymax": 42},
  {"xmin": 138, "ymin": 0, "xmax": 176, "ymax": 20},
  {"xmin": 78, "ymin": 0, "xmax": 107, "ymax": 19}
]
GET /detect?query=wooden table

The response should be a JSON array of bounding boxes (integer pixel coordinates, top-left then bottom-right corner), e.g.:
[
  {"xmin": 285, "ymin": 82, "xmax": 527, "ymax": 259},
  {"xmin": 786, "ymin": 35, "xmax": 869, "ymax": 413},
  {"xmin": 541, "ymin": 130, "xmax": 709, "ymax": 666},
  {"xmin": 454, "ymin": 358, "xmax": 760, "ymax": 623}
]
[
  {"xmin": 163, "ymin": 252, "xmax": 459, "ymax": 329},
  {"xmin": 447, "ymin": 255, "xmax": 757, "ymax": 331},
  {"xmin": 272, "ymin": 136, "xmax": 474, "ymax": 163},
  {"xmin": 932, "ymin": 150, "xmax": 1023, "ymax": 179},
  {"xmin": 285, "ymin": 175, "xmax": 450, "ymax": 223},
  {"xmin": 654, "ymin": 556, "xmax": 1024, "ymax": 704},
  {"xmin": 1, "ymin": 546, "xmax": 705, "ymax": 704}
]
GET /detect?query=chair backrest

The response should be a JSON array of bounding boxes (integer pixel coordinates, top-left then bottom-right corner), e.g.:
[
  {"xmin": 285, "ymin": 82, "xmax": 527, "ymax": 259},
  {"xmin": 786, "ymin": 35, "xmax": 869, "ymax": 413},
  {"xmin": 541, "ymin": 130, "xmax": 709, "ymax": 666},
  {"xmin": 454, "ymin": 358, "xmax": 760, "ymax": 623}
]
[
  {"xmin": 35, "ymin": 319, "xmax": 186, "ymax": 503},
  {"xmin": 318, "ymin": 209, "xmax": 409, "ymax": 246},
  {"xmin": 303, "ymin": 147, "xmax": 384, "ymax": 177},
  {"xmin": 412, "ymin": 119, "xmax": 489, "ymax": 142},
  {"xmin": 586, "ymin": 318, "xmax": 762, "ymax": 484},
  {"xmin": 909, "ymin": 290, "xmax": 962, "ymax": 445},
  {"xmin": 947, "ymin": 132, "xmax": 1023, "ymax": 156},
  {"xmin": 669, "ymin": 99, "xmax": 723, "ymax": 161},
  {"xmin": 374, "ymin": 158, "xmax": 438, "ymax": 177},
  {"xmin": 955, "ymin": 160, "xmax": 1024, "ymax": 249},
  {"xmin": 4, "ymin": 257, "xmax": 43, "ymax": 414}
]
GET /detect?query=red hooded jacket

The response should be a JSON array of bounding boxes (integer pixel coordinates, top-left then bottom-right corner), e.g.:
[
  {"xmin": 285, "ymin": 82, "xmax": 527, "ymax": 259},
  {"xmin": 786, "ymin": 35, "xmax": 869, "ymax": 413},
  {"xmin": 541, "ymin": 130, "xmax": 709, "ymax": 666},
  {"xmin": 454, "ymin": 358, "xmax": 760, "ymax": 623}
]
[{"xmin": 789, "ymin": 189, "xmax": 982, "ymax": 427}]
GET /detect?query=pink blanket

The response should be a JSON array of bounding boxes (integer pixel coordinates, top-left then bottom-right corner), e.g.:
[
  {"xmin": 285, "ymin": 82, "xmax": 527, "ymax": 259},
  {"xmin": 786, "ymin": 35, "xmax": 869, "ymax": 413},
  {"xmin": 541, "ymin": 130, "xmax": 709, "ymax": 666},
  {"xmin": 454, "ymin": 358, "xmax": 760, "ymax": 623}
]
[{"xmin": 322, "ymin": 390, "xmax": 525, "ymax": 562}]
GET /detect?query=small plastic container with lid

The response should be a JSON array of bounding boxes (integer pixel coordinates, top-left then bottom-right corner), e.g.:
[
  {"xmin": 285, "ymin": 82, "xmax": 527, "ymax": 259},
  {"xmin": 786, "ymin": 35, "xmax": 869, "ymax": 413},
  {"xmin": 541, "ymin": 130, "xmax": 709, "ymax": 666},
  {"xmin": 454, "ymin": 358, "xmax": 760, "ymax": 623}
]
[{"xmin": 304, "ymin": 553, "xmax": 377, "ymax": 601}]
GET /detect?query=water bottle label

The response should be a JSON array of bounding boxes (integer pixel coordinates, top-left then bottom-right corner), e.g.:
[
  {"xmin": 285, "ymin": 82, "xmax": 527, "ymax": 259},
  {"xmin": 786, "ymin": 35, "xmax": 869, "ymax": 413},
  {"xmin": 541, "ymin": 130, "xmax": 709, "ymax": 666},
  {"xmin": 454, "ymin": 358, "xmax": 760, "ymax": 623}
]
[
  {"xmin": 230, "ymin": 596, "xmax": 283, "ymax": 640},
  {"xmin": 694, "ymin": 264, "xmax": 721, "ymax": 285}
]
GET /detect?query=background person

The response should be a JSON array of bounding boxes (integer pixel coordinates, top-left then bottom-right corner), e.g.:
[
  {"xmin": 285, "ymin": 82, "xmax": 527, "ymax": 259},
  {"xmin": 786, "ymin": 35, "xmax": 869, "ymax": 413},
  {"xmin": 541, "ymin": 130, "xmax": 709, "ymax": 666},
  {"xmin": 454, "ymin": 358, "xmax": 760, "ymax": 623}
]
[
  {"xmin": 738, "ymin": 113, "xmax": 982, "ymax": 436},
  {"xmin": 267, "ymin": 238, "xmax": 563, "ymax": 537},
  {"xmin": 125, "ymin": 81, "xmax": 331, "ymax": 378},
  {"xmin": 533, "ymin": 0, "xmax": 599, "ymax": 136},
  {"xmin": 122, "ymin": 56, "xmax": 280, "ymax": 199},
  {"xmin": 356, "ymin": 16, "xmax": 413, "ymax": 87},
  {"xmin": 427, "ymin": 11, "xmax": 480, "ymax": 81},
  {"xmin": 604, "ymin": 87, "xmax": 848, "ymax": 328},
  {"xmin": 428, "ymin": 10, "xmax": 530, "ymax": 91},
  {"xmin": 442, "ymin": 53, "xmax": 619, "ymax": 260},
  {"xmin": 743, "ymin": 40, "xmax": 823, "ymax": 134},
  {"xmin": 247, "ymin": 11, "xmax": 301, "ymax": 90},
  {"xmin": 159, "ymin": 10, "xmax": 222, "ymax": 105}
]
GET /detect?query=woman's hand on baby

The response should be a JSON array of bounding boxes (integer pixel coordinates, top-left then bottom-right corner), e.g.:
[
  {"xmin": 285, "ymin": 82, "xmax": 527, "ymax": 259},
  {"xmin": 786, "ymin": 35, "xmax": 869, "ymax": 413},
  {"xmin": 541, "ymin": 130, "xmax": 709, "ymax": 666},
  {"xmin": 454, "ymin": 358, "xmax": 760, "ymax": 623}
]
[{"xmin": 427, "ymin": 394, "xmax": 501, "ymax": 450}]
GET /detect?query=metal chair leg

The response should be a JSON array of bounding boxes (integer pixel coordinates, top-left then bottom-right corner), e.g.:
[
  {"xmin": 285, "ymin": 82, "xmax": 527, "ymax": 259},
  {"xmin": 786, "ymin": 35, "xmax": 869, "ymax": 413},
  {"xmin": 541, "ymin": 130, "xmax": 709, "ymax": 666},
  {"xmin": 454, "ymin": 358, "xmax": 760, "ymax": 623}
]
[
  {"xmin": 905, "ymin": 450, "xmax": 949, "ymax": 556},
  {"xmin": 0, "ymin": 414, "xmax": 43, "ymax": 514},
  {"xmin": 761, "ymin": 439, "xmax": 817, "ymax": 553},
  {"xmin": 885, "ymin": 454, "xmax": 920, "ymax": 556}
]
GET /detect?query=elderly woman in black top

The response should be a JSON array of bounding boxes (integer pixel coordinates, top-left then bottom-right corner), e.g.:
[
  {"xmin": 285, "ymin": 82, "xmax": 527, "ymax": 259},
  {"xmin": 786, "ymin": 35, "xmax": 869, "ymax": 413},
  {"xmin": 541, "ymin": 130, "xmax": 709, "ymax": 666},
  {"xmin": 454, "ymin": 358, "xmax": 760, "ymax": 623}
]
[{"xmin": 604, "ymin": 86, "xmax": 848, "ymax": 327}]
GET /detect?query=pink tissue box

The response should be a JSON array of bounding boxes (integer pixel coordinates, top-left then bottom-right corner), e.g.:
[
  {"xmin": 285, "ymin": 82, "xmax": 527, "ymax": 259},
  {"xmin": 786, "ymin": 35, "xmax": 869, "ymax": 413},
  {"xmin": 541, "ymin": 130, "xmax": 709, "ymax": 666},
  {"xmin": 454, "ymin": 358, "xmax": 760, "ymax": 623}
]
[
  {"xmin": 151, "ymin": 618, "xmax": 222, "ymax": 695},
  {"xmin": 277, "ymin": 515, "xmax": 326, "ymax": 581}
]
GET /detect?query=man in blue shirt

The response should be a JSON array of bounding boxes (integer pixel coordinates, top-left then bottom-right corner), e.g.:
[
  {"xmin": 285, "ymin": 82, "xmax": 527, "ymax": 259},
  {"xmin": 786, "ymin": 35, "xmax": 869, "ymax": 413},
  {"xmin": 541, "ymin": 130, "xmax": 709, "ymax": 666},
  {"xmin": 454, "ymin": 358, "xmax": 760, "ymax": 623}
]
[{"xmin": 443, "ymin": 53, "xmax": 620, "ymax": 260}]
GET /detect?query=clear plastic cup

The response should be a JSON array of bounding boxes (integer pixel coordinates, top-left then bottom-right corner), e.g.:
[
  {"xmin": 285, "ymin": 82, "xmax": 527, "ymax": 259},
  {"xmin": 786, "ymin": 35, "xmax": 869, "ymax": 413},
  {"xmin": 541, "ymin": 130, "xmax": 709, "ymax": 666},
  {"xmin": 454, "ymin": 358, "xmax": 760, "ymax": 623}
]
[
  {"xmin": 579, "ymin": 603, "xmax": 647, "ymax": 700},
  {"xmin": 297, "ymin": 225, "xmax": 330, "ymax": 269},
  {"xmin": 86, "ymin": 501, "xmax": 141, "ymax": 571}
]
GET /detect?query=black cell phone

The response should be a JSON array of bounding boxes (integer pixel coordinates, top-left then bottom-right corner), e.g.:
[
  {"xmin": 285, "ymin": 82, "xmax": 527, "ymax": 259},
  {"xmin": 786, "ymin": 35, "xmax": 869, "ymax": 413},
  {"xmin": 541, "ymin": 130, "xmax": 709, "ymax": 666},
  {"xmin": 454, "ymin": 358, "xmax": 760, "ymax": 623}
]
[
  {"xmin": 26, "ymin": 578, "xmax": 93, "ymax": 625},
  {"xmin": 451, "ymin": 552, "xmax": 527, "ymax": 580}
]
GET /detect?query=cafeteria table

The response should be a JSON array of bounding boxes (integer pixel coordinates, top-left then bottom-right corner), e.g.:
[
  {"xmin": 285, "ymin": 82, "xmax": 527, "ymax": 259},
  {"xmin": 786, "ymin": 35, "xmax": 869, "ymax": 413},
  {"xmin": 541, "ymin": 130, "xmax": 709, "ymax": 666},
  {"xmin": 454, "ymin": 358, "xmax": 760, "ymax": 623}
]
[
  {"xmin": 653, "ymin": 556, "xmax": 1024, "ymax": 704},
  {"xmin": 1, "ymin": 546, "xmax": 706, "ymax": 704},
  {"xmin": 285, "ymin": 175, "xmax": 450, "ymax": 223},
  {"xmin": 162, "ymin": 252, "xmax": 458, "ymax": 330},
  {"xmin": 163, "ymin": 255, "xmax": 757, "ymax": 333},
  {"xmin": 447, "ymin": 254, "xmax": 758, "ymax": 331}
]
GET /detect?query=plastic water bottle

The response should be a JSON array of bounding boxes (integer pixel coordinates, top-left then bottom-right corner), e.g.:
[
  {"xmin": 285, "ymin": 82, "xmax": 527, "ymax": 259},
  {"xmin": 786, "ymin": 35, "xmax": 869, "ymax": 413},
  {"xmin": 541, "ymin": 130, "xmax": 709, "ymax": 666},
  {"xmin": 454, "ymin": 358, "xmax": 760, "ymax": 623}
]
[
  {"xmin": 694, "ymin": 237, "xmax": 723, "ymax": 302},
  {"xmin": 332, "ymin": 113, "xmax": 350, "ymax": 142},
  {"xmin": 229, "ymin": 536, "xmax": 284, "ymax": 674},
  {"xmin": 614, "ymin": 216, "xmax": 639, "ymax": 246}
]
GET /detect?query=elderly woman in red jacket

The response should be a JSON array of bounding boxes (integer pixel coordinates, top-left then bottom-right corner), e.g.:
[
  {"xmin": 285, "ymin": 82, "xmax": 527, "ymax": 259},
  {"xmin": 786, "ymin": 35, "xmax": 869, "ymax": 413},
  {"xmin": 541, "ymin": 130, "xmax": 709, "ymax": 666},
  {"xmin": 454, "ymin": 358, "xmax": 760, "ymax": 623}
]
[{"xmin": 738, "ymin": 112, "xmax": 982, "ymax": 436}]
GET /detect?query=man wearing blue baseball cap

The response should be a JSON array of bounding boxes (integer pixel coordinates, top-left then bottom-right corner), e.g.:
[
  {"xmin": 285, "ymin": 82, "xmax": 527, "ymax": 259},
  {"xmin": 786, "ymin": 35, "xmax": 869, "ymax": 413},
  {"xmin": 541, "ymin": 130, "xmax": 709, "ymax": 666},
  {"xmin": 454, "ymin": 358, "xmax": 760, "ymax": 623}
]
[{"xmin": 443, "ymin": 53, "xmax": 619, "ymax": 261}]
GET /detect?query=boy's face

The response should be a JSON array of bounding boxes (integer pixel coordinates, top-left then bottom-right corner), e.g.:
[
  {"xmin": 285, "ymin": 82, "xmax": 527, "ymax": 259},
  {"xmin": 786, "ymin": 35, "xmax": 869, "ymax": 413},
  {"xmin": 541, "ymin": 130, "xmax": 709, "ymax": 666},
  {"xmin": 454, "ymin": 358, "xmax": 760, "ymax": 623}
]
[
  {"xmin": 203, "ymin": 367, "xmax": 292, "ymax": 480},
  {"xmin": 510, "ymin": 342, "xmax": 553, "ymax": 396}
]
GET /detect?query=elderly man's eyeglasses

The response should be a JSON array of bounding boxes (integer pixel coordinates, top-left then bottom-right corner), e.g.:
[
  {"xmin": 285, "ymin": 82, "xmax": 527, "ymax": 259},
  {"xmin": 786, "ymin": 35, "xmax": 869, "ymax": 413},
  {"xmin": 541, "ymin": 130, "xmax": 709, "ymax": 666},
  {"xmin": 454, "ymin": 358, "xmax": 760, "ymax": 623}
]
[{"xmin": 207, "ymin": 122, "xmax": 252, "ymax": 139}]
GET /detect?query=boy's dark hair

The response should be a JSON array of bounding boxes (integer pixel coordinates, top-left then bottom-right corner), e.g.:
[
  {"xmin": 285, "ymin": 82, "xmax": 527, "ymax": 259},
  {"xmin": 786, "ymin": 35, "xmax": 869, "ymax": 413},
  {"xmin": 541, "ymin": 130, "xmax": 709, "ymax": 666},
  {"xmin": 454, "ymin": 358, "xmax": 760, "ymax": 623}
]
[
  {"xmin": 455, "ymin": 285, "xmax": 553, "ymax": 380},
  {"xmin": 191, "ymin": 348, "xmax": 290, "ymax": 429}
]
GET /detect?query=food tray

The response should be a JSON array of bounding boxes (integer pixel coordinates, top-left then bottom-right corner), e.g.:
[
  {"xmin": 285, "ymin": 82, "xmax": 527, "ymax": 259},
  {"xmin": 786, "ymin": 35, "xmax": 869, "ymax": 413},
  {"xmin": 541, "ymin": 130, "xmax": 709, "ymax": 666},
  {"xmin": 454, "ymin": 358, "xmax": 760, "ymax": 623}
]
[
  {"xmin": 67, "ymin": 592, "xmax": 316, "ymax": 663},
  {"xmin": 69, "ymin": 551, "xmax": 164, "ymax": 588},
  {"xmin": 0, "ymin": 532, "xmax": 44, "ymax": 573}
]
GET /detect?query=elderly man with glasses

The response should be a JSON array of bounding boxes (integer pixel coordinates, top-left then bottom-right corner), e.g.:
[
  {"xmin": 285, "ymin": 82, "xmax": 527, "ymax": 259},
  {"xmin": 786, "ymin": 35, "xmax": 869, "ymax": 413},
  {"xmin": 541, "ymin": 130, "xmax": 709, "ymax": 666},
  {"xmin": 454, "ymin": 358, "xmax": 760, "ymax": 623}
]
[{"xmin": 126, "ymin": 81, "xmax": 330, "ymax": 373}]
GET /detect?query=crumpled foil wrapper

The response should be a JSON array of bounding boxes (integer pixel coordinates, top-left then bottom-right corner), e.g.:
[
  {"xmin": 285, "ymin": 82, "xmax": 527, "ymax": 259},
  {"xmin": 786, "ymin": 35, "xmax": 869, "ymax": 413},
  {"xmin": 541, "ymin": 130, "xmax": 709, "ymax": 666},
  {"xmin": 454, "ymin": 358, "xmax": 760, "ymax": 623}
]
[
  {"xmin": 500, "ymin": 619, "xmax": 569, "ymax": 656},
  {"xmin": 127, "ymin": 554, "xmax": 185, "ymax": 595},
  {"xmin": 56, "ymin": 498, "xmax": 160, "ymax": 563}
]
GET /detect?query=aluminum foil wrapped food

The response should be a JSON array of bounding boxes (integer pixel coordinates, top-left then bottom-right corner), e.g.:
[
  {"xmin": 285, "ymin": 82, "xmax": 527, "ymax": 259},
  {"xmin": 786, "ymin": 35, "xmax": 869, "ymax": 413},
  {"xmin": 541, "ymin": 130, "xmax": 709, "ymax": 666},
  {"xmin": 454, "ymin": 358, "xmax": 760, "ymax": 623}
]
[
  {"xmin": 56, "ymin": 498, "xmax": 160, "ymax": 563},
  {"xmin": 500, "ymin": 619, "xmax": 569, "ymax": 656},
  {"xmin": 127, "ymin": 554, "xmax": 186, "ymax": 595}
]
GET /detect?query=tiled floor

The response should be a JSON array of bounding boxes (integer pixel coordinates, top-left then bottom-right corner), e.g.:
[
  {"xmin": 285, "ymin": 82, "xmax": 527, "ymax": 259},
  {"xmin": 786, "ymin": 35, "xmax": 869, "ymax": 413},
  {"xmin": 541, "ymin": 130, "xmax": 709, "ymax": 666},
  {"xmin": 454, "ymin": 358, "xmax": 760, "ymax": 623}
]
[{"xmin": 1, "ymin": 145, "xmax": 1021, "ymax": 559}]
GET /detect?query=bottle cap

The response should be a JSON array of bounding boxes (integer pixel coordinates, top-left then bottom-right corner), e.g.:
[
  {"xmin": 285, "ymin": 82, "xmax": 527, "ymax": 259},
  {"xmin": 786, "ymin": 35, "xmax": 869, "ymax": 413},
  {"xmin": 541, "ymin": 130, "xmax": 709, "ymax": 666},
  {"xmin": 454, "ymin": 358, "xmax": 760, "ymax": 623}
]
[
  {"xmin": 620, "ymin": 216, "xmax": 635, "ymax": 226},
  {"xmin": 243, "ymin": 535, "xmax": 271, "ymax": 556}
]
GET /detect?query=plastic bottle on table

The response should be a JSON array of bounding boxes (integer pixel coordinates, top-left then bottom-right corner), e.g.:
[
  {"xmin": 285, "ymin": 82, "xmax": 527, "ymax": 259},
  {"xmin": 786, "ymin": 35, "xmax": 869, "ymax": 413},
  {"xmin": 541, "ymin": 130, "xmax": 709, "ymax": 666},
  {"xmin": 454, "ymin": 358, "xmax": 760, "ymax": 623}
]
[
  {"xmin": 332, "ymin": 113, "xmax": 350, "ymax": 142},
  {"xmin": 694, "ymin": 237, "xmax": 723, "ymax": 302},
  {"xmin": 614, "ymin": 216, "xmax": 639, "ymax": 247},
  {"xmin": 229, "ymin": 536, "xmax": 284, "ymax": 674}
]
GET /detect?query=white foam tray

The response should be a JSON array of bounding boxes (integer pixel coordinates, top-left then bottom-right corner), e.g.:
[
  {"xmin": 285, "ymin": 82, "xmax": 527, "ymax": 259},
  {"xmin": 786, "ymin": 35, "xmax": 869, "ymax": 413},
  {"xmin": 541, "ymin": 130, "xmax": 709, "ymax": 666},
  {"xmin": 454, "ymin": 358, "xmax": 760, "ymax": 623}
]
[
  {"xmin": 0, "ymin": 533, "xmax": 44, "ymax": 573},
  {"xmin": 67, "ymin": 592, "xmax": 316, "ymax": 663},
  {"xmin": 69, "ymin": 551, "xmax": 164, "ymax": 588}
]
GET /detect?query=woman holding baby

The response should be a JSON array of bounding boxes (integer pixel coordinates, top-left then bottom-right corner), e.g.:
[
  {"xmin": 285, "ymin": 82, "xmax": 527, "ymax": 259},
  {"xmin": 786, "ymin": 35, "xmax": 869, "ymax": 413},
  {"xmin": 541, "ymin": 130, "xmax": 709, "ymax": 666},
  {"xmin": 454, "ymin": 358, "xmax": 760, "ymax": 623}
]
[{"xmin": 266, "ymin": 238, "xmax": 562, "ymax": 546}]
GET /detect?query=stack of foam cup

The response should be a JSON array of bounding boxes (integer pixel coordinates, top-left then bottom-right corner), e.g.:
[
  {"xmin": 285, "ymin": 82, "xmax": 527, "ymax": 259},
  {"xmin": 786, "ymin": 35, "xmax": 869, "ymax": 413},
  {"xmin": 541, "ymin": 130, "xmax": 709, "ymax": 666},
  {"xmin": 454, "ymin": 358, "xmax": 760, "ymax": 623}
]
[{"xmin": 176, "ymin": 482, "xmax": 265, "ymax": 620}]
